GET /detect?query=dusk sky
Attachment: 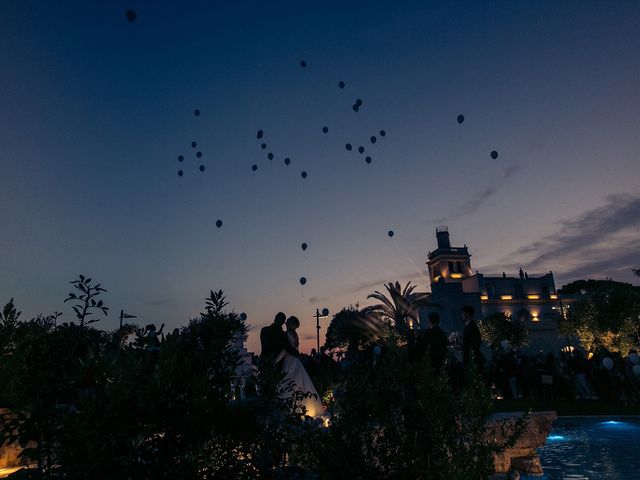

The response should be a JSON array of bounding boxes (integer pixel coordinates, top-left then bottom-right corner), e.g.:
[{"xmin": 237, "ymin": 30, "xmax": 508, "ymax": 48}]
[{"xmin": 2, "ymin": 1, "xmax": 639, "ymax": 354}]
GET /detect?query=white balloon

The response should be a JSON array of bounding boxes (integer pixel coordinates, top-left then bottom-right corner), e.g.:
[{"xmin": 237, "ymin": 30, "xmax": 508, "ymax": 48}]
[
  {"xmin": 602, "ymin": 357, "xmax": 614, "ymax": 370},
  {"xmin": 629, "ymin": 353, "xmax": 640, "ymax": 365},
  {"xmin": 633, "ymin": 365, "xmax": 640, "ymax": 376},
  {"xmin": 500, "ymin": 340, "xmax": 510, "ymax": 350}
]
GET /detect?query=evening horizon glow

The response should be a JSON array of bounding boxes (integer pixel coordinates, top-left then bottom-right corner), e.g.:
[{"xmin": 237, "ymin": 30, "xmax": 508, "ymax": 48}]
[{"xmin": 1, "ymin": 1, "xmax": 639, "ymax": 354}]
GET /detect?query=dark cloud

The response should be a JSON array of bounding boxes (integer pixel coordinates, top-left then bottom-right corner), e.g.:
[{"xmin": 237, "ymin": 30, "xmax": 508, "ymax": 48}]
[
  {"xmin": 437, "ymin": 164, "xmax": 525, "ymax": 222},
  {"xmin": 499, "ymin": 194, "xmax": 640, "ymax": 284}
]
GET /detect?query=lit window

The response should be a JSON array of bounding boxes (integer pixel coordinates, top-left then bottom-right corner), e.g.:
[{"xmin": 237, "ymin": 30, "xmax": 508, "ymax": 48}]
[
  {"xmin": 550, "ymin": 294, "xmax": 558, "ymax": 299},
  {"xmin": 480, "ymin": 295, "xmax": 488, "ymax": 301},
  {"xmin": 500, "ymin": 295, "xmax": 513, "ymax": 300},
  {"xmin": 527, "ymin": 294, "xmax": 540, "ymax": 300}
]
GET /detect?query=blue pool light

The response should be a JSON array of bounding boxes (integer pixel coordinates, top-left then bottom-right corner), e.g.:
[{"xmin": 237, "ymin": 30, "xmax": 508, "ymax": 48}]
[{"xmin": 547, "ymin": 435, "xmax": 566, "ymax": 441}]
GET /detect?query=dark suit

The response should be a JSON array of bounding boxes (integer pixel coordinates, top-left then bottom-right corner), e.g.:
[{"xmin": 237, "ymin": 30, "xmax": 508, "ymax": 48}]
[
  {"xmin": 462, "ymin": 320, "xmax": 483, "ymax": 370},
  {"xmin": 260, "ymin": 324, "xmax": 297, "ymax": 360},
  {"xmin": 423, "ymin": 324, "xmax": 448, "ymax": 373}
]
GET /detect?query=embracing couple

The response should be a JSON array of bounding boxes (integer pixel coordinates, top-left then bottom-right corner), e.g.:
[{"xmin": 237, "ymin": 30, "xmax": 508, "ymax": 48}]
[{"xmin": 260, "ymin": 312, "xmax": 327, "ymax": 420}]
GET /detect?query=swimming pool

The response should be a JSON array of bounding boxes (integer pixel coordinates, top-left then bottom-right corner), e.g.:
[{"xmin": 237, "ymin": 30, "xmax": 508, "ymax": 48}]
[{"xmin": 522, "ymin": 416, "xmax": 640, "ymax": 479}]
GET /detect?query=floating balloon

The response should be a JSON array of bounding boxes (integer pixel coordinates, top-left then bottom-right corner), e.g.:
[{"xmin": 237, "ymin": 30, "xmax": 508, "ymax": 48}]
[
  {"xmin": 284, "ymin": 157, "xmax": 291, "ymax": 166},
  {"xmin": 301, "ymin": 171, "xmax": 307, "ymax": 179},
  {"xmin": 194, "ymin": 109, "xmax": 200, "ymax": 116},
  {"xmin": 261, "ymin": 143, "xmax": 267, "ymax": 150},
  {"xmin": 216, "ymin": 219, "xmax": 223, "ymax": 228},
  {"xmin": 634, "ymin": 365, "xmax": 640, "ymax": 376},
  {"xmin": 322, "ymin": 126, "xmax": 328, "ymax": 133},
  {"xmin": 345, "ymin": 143, "xmax": 352, "ymax": 151},
  {"xmin": 300, "ymin": 60, "xmax": 307, "ymax": 68},
  {"xmin": 388, "ymin": 230, "xmax": 394, "ymax": 237},
  {"xmin": 352, "ymin": 104, "xmax": 359, "ymax": 112},
  {"xmin": 630, "ymin": 353, "xmax": 640, "ymax": 365},
  {"xmin": 491, "ymin": 151, "xmax": 498, "ymax": 160},
  {"xmin": 365, "ymin": 156, "xmax": 372, "ymax": 164},
  {"xmin": 125, "ymin": 9, "xmax": 137, "ymax": 22},
  {"xmin": 301, "ymin": 242, "xmax": 308, "ymax": 251},
  {"xmin": 240, "ymin": 312, "xmax": 247, "ymax": 321},
  {"xmin": 370, "ymin": 136, "xmax": 377, "ymax": 144},
  {"xmin": 196, "ymin": 151, "xmax": 202, "ymax": 158},
  {"xmin": 338, "ymin": 81, "xmax": 345, "ymax": 89},
  {"xmin": 355, "ymin": 99, "xmax": 362, "ymax": 107},
  {"xmin": 257, "ymin": 130, "xmax": 263, "ymax": 139},
  {"xmin": 191, "ymin": 141, "xmax": 197, "ymax": 148},
  {"xmin": 251, "ymin": 164, "xmax": 258, "ymax": 171},
  {"xmin": 178, "ymin": 170, "xmax": 183, "ymax": 177},
  {"xmin": 358, "ymin": 146, "xmax": 365, "ymax": 154},
  {"xmin": 267, "ymin": 152, "xmax": 273, "ymax": 160},
  {"xmin": 299, "ymin": 277, "xmax": 307, "ymax": 285},
  {"xmin": 199, "ymin": 165, "xmax": 205, "ymax": 172},
  {"xmin": 379, "ymin": 130, "xmax": 386, "ymax": 136},
  {"xmin": 602, "ymin": 357, "xmax": 614, "ymax": 370},
  {"xmin": 457, "ymin": 114, "xmax": 465, "ymax": 124},
  {"xmin": 178, "ymin": 155, "xmax": 184, "ymax": 162}
]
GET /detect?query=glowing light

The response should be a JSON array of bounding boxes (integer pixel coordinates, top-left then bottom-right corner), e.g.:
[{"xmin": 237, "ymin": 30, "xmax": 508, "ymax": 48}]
[
  {"xmin": 547, "ymin": 435, "xmax": 565, "ymax": 441},
  {"xmin": 480, "ymin": 295, "xmax": 489, "ymax": 301},
  {"xmin": 500, "ymin": 295, "xmax": 513, "ymax": 300},
  {"xmin": 561, "ymin": 346, "xmax": 575, "ymax": 353},
  {"xmin": 588, "ymin": 352, "xmax": 594, "ymax": 360},
  {"xmin": 550, "ymin": 294, "xmax": 558, "ymax": 299},
  {"xmin": 527, "ymin": 294, "xmax": 540, "ymax": 300},
  {"xmin": 532, "ymin": 315, "xmax": 540, "ymax": 322},
  {"xmin": 450, "ymin": 273, "xmax": 464, "ymax": 279}
]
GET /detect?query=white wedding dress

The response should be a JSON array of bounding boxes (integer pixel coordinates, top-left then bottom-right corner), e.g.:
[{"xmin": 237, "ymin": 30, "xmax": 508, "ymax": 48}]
[{"xmin": 276, "ymin": 330, "xmax": 327, "ymax": 419}]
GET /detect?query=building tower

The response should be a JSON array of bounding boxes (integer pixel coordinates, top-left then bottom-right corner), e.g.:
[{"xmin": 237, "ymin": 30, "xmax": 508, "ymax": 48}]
[{"xmin": 427, "ymin": 226, "xmax": 473, "ymax": 284}]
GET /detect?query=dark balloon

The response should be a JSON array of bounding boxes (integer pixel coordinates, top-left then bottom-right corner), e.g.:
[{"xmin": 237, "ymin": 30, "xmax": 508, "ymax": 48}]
[
  {"xmin": 370, "ymin": 136, "xmax": 377, "ymax": 144},
  {"xmin": 284, "ymin": 157, "xmax": 291, "ymax": 166},
  {"xmin": 355, "ymin": 98, "xmax": 362, "ymax": 106},
  {"xmin": 321, "ymin": 308, "xmax": 329, "ymax": 316},
  {"xmin": 240, "ymin": 312, "xmax": 247, "ymax": 321},
  {"xmin": 301, "ymin": 171, "xmax": 307, "ymax": 179},
  {"xmin": 216, "ymin": 219, "xmax": 223, "ymax": 228},
  {"xmin": 251, "ymin": 164, "xmax": 258, "ymax": 171},
  {"xmin": 199, "ymin": 165, "xmax": 205, "ymax": 172},
  {"xmin": 300, "ymin": 60, "xmax": 307, "ymax": 67},
  {"xmin": 388, "ymin": 230, "xmax": 394, "ymax": 237},
  {"xmin": 178, "ymin": 170, "xmax": 183, "ymax": 177},
  {"xmin": 322, "ymin": 126, "xmax": 328, "ymax": 133},
  {"xmin": 125, "ymin": 9, "xmax": 136, "ymax": 22},
  {"xmin": 365, "ymin": 156, "xmax": 372, "ymax": 164},
  {"xmin": 178, "ymin": 155, "xmax": 184, "ymax": 162},
  {"xmin": 338, "ymin": 81, "xmax": 345, "ymax": 89},
  {"xmin": 267, "ymin": 152, "xmax": 273, "ymax": 160},
  {"xmin": 379, "ymin": 130, "xmax": 386, "ymax": 136},
  {"xmin": 352, "ymin": 104, "xmax": 359, "ymax": 112},
  {"xmin": 191, "ymin": 141, "xmax": 197, "ymax": 148},
  {"xmin": 358, "ymin": 146, "xmax": 365, "ymax": 154},
  {"xmin": 261, "ymin": 143, "xmax": 267, "ymax": 150},
  {"xmin": 257, "ymin": 130, "xmax": 263, "ymax": 139},
  {"xmin": 491, "ymin": 150, "xmax": 499, "ymax": 159},
  {"xmin": 457, "ymin": 114, "xmax": 465, "ymax": 124},
  {"xmin": 196, "ymin": 151, "xmax": 202, "ymax": 158},
  {"xmin": 194, "ymin": 109, "xmax": 200, "ymax": 116},
  {"xmin": 345, "ymin": 143, "xmax": 352, "ymax": 151},
  {"xmin": 299, "ymin": 277, "xmax": 307, "ymax": 285},
  {"xmin": 301, "ymin": 242, "xmax": 307, "ymax": 251}
]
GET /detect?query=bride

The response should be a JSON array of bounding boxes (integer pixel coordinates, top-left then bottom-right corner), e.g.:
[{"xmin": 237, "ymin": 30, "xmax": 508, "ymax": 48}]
[{"xmin": 275, "ymin": 316, "xmax": 327, "ymax": 420}]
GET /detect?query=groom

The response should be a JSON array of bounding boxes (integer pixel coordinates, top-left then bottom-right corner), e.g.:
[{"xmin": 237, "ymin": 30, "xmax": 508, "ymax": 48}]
[{"xmin": 260, "ymin": 312, "xmax": 298, "ymax": 369}]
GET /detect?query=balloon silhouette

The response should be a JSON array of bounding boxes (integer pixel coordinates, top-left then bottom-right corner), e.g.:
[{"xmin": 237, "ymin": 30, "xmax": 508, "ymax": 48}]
[
  {"xmin": 267, "ymin": 152, "xmax": 273, "ymax": 160},
  {"xmin": 365, "ymin": 156, "xmax": 372, "ymax": 164},
  {"xmin": 301, "ymin": 171, "xmax": 308, "ymax": 179},
  {"xmin": 345, "ymin": 143, "xmax": 352, "ymax": 151},
  {"xmin": 194, "ymin": 109, "xmax": 200, "ymax": 116},
  {"xmin": 125, "ymin": 9, "xmax": 137, "ymax": 22},
  {"xmin": 178, "ymin": 155, "xmax": 184, "ymax": 162},
  {"xmin": 196, "ymin": 151, "xmax": 202, "ymax": 158},
  {"xmin": 352, "ymin": 104, "xmax": 359, "ymax": 112},
  {"xmin": 199, "ymin": 165, "xmax": 205, "ymax": 172},
  {"xmin": 251, "ymin": 164, "xmax": 258, "ymax": 171},
  {"xmin": 256, "ymin": 130, "xmax": 263, "ymax": 139},
  {"xmin": 299, "ymin": 277, "xmax": 307, "ymax": 285},
  {"xmin": 338, "ymin": 81, "xmax": 345, "ymax": 89},
  {"xmin": 261, "ymin": 143, "xmax": 267, "ymax": 150},
  {"xmin": 178, "ymin": 170, "xmax": 183, "ymax": 177},
  {"xmin": 370, "ymin": 136, "xmax": 377, "ymax": 144},
  {"xmin": 191, "ymin": 141, "xmax": 197, "ymax": 148},
  {"xmin": 358, "ymin": 146, "xmax": 365, "ymax": 154},
  {"xmin": 300, "ymin": 60, "xmax": 307, "ymax": 68},
  {"xmin": 284, "ymin": 157, "xmax": 291, "ymax": 166},
  {"xmin": 457, "ymin": 114, "xmax": 465, "ymax": 124},
  {"xmin": 491, "ymin": 150, "xmax": 498, "ymax": 160},
  {"xmin": 355, "ymin": 99, "xmax": 362, "ymax": 106},
  {"xmin": 379, "ymin": 130, "xmax": 386, "ymax": 137},
  {"xmin": 388, "ymin": 230, "xmax": 394, "ymax": 237},
  {"xmin": 301, "ymin": 242, "xmax": 308, "ymax": 251},
  {"xmin": 322, "ymin": 126, "xmax": 328, "ymax": 133},
  {"xmin": 240, "ymin": 312, "xmax": 247, "ymax": 321},
  {"xmin": 216, "ymin": 219, "xmax": 223, "ymax": 228},
  {"xmin": 321, "ymin": 308, "xmax": 329, "ymax": 316}
]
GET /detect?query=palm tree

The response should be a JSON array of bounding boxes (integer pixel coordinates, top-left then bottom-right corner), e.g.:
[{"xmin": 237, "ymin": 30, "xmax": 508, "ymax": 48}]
[{"xmin": 367, "ymin": 281, "xmax": 436, "ymax": 335}]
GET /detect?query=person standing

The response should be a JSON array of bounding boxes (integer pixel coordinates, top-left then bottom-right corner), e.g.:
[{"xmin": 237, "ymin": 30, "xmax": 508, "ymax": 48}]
[
  {"xmin": 423, "ymin": 312, "xmax": 448, "ymax": 373},
  {"xmin": 461, "ymin": 305, "xmax": 484, "ymax": 371}
]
